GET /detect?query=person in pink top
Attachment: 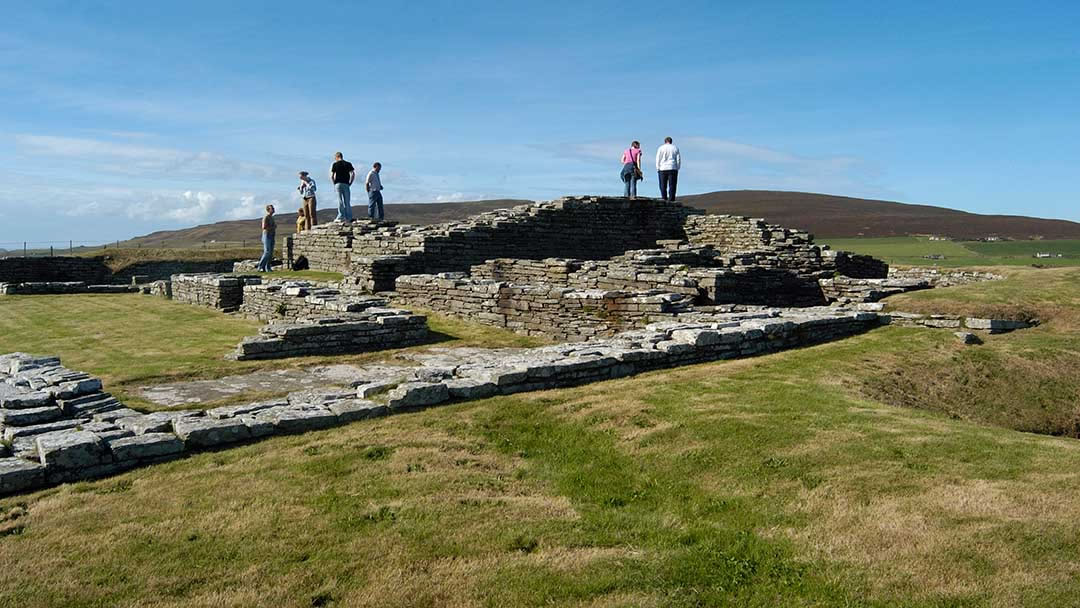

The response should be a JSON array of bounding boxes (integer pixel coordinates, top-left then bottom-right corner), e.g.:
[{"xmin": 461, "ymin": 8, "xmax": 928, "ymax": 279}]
[{"xmin": 619, "ymin": 140, "xmax": 643, "ymax": 199}]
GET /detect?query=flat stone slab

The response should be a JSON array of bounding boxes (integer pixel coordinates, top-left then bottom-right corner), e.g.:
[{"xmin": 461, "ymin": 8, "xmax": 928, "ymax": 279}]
[
  {"xmin": 173, "ymin": 417, "xmax": 252, "ymax": 449},
  {"xmin": 36, "ymin": 431, "xmax": 110, "ymax": 471},
  {"xmin": 108, "ymin": 433, "xmax": 186, "ymax": 462},
  {"xmin": 138, "ymin": 364, "xmax": 373, "ymax": 407},
  {"xmin": 272, "ymin": 406, "xmax": 339, "ymax": 433},
  {"xmin": 0, "ymin": 457, "xmax": 45, "ymax": 493}
]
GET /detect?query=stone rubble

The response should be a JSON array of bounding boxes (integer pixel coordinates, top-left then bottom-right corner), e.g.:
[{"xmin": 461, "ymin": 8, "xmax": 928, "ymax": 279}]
[
  {"xmin": 171, "ymin": 273, "xmax": 262, "ymax": 312},
  {"xmin": 0, "ymin": 282, "xmax": 139, "ymax": 296}
]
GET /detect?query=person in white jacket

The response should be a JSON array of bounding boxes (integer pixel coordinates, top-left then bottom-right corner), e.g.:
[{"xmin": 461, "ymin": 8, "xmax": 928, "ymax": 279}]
[{"xmin": 655, "ymin": 136, "xmax": 681, "ymax": 201}]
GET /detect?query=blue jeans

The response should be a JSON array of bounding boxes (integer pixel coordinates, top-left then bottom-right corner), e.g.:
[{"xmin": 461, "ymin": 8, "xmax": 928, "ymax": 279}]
[
  {"xmin": 258, "ymin": 231, "xmax": 275, "ymax": 271},
  {"xmin": 335, "ymin": 183, "xmax": 353, "ymax": 222},
  {"xmin": 368, "ymin": 190, "xmax": 384, "ymax": 221},
  {"xmin": 621, "ymin": 163, "xmax": 638, "ymax": 197}
]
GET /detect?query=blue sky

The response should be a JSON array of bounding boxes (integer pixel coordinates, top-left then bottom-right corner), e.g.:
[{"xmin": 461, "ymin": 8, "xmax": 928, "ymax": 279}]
[{"xmin": 2, "ymin": 1, "xmax": 1078, "ymax": 246}]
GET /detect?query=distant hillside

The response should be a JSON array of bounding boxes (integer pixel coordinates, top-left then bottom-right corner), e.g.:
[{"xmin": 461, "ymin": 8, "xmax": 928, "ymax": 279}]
[
  {"xmin": 125, "ymin": 200, "xmax": 531, "ymax": 247},
  {"xmin": 679, "ymin": 191, "xmax": 1080, "ymax": 239},
  {"xmin": 123, "ymin": 191, "xmax": 1080, "ymax": 246}
]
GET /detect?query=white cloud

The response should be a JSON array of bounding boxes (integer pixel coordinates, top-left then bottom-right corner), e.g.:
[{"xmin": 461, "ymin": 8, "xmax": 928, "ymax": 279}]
[
  {"xmin": 434, "ymin": 192, "xmax": 467, "ymax": 202},
  {"xmin": 226, "ymin": 195, "xmax": 267, "ymax": 220},
  {"xmin": 164, "ymin": 191, "xmax": 217, "ymax": 222}
]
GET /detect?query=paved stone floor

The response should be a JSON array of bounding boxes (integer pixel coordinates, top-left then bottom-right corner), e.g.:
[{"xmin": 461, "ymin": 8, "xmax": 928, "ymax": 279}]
[{"xmin": 138, "ymin": 364, "xmax": 382, "ymax": 407}]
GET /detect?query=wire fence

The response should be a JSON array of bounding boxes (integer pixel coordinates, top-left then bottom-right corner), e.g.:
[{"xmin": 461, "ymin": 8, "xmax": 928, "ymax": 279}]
[{"xmin": 0, "ymin": 240, "xmax": 262, "ymax": 258}]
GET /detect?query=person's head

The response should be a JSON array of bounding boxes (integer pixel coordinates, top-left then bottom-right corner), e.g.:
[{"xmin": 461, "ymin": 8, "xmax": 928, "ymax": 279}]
[
  {"xmin": 298, "ymin": 171, "xmax": 309, "ymax": 180},
  {"xmin": 265, "ymin": 204, "xmax": 275, "ymax": 215},
  {"xmin": 664, "ymin": 137, "xmax": 673, "ymax": 144},
  {"xmin": 373, "ymin": 162, "xmax": 381, "ymax": 172},
  {"xmin": 297, "ymin": 207, "xmax": 305, "ymax": 217},
  {"xmin": 631, "ymin": 141, "xmax": 640, "ymax": 149},
  {"xmin": 334, "ymin": 152, "xmax": 343, "ymax": 160}
]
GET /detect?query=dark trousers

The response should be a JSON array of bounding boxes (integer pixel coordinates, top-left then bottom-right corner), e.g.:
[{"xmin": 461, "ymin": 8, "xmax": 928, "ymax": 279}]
[{"xmin": 658, "ymin": 170, "xmax": 678, "ymax": 201}]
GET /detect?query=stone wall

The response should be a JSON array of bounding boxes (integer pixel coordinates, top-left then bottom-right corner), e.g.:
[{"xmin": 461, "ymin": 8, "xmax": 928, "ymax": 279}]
[
  {"xmin": 293, "ymin": 196, "xmax": 701, "ymax": 280},
  {"xmin": 819, "ymin": 277, "xmax": 932, "ymax": 304},
  {"xmin": 239, "ymin": 281, "xmax": 389, "ymax": 321},
  {"xmin": 394, "ymin": 273, "xmax": 693, "ymax": 341},
  {"xmin": 0, "ymin": 308, "xmax": 882, "ymax": 495},
  {"xmin": 228, "ymin": 309, "xmax": 428, "ymax": 360},
  {"xmin": 0, "ymin": 257, "xmax": 111, "ymax": 284},
  {"xmin": 0, "ymin": 282, "xmax": 139, "ymax": 296},
  {"xmin": 822, "ymin": 250, "xmax": 890, "ymax": 279},
  {"xmin": 171, "ymin": 274, "xmax": 261, "ymax": 312},
  {"xmin": 887, "ymin": 267, "xmax": 1003, "ymax": 287}
]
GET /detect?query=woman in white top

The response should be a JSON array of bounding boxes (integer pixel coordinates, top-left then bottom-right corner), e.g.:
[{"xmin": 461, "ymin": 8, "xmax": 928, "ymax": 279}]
[{"xmin": 619, "ymin": 141, "xmax": 643, "ymax": 199}]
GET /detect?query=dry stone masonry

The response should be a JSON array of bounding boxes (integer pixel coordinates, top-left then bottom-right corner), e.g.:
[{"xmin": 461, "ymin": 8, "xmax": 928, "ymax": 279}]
[
  {"xmin": 0, "ymin": 282, "xmax": 139, "ymax": 295},
  {"xmin": 171, "ymin": 273, "xmax": 262, "ymax": 312},
  {"xmin": 292, "ymin": 197, "xmax": 701, "ymax": 290},
  {"xmin": 394, "ymin": 273, "xmax": 693, "ymax": 341},
  {"xmin": 0, "ymin": 305, "xmax": 886, "ymax": 496},
  {"xmin": 228, "ymin": 309, "xmax": 428, "ymax": 360},
  {"xmin": 239, "ymin": 280, "xmax": 389, "ymax": 321}
]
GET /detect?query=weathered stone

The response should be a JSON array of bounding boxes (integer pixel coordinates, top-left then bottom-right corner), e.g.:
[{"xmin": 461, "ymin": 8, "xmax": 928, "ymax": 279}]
[
  {"xmin": 0, "ymin": 391, "xmax": 53, "ymax": 409},
  {"xmin": 386, "ymin": 382, "xmax": 450, "ymax": 410},
  {"xmin": 173, "ymin": 417, "xmax": 252, "ymax": 449},
  {"xmin": 36, "ymin": 430, "xmax": 110, "ymax": 471},
  {"xmin": 272, "ymin": 406, "xmax": 339, "ymax": 433},
  {"xmin": 329, "ymin": 399, "xmax": 388, "ymax": 422},
  {"xmin": 0, "ymin": 405, "xmax": 64, "ymax": 427},
  {"xmin": 108, "ymin": 433, "xmax": 185, "ymax": 462},
  {"xmin": 445, "ymin": 379, "xmax": 497, "ymax": 400},
  {"xmin": 954, "ymin": 332, "xmax": 983, "ymax": 345},
  {"xmin": 0, "ymin": 457, "xmax": 45, "ymax": 494},
  {"xmin": 3, "ymin": 418, "xmax": 83, "ymax": 442}
]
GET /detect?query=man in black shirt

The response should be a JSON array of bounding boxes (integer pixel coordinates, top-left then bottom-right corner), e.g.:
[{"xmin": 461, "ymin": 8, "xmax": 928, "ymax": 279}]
[{"xmin": 329, "ymin": 152, "xmax": 355, "ymax": 223}]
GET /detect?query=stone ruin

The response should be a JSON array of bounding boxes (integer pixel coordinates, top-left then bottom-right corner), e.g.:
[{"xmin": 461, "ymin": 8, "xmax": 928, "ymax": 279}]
[{"xmin": 0, "ymin": 195, "xmax": 1032, "ymax": 496}]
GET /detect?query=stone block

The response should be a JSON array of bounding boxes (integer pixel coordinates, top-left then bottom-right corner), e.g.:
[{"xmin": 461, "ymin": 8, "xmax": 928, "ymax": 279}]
[
  {"xmin": 0, "ymin": 405, "xmax": 64, "ymax": 427},
  {"xmin": 173, "ymin": 417, "xmax": 252, "ymax": 449},
  {"xmin": 272, "ymin": 406, "xmax": 339, "ymax": 433},
  {"xmin": 108, "ymin": 433, "xmax": 185, "ymax": 462},
  {"xmin": 445, "ymin": 379, "xmax": 498, "ymax": 400},
  {"xmin": 0, "ymin": 391, "xmax": 53, "ymax": 409},
  {"xmin": 36, "ymin": 430, "xmax": 110, "ymax": 471},
  {"xmin": 386, "ymin": 382, "xmax": 450, "ymax": 410},
  {"xmin": 0, "ymin": 457, "xmax": 45, "ymax": 494},
  {"xmin": 329, "ymin": 399, "xmax": 388, "ymax": 422}
]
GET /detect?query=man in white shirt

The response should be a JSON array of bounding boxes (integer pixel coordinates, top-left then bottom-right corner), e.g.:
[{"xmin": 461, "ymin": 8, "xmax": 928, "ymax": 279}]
[
  {"xmin": 655, "ymin": 136, "xmax": 681, "ymax": 201},
  {"xmin": 365, "ymin": 162, "xmax": 384, "ymax": 222}
]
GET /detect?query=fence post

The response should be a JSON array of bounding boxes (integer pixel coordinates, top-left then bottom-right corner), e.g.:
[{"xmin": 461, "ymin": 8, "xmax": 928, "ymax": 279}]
[
  {"xmin": 23, "ymin": 242, "xmax": 27, "ymax": 257},
  {"xmin": 50, "ymin": 246, "xmax": 53, "ymax": 257},
  {"xmin": 69, "ymin": 240, "xmax": 73, "ymax": 253}
]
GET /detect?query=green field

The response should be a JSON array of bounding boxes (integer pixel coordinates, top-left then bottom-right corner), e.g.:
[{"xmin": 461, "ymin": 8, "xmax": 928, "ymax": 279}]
[
  {"xmin": 821, "ymin": 236, "xmax": 1080, "ymax": 268},
  {"xmin": 3, "ymin": 268, "xmax": 1080, "ymax": 606}
]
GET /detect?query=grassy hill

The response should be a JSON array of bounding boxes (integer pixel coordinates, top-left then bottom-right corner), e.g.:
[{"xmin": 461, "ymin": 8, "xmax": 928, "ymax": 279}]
[
  {"xmin": 121, "ymin": 191, "xmax": 1080, "ymax": 247},
  {"xmin": 679, "ymin": 190, "xmax": 1080, "ymax": 239}
]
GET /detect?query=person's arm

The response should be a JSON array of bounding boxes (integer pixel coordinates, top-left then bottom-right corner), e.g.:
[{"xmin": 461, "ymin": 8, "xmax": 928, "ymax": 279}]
[
  {"xmin": 655, "ymin": 147, "xmax": 662, "ymax": 170},
  {"xmin": 349, "ymin": 170, "xmax": 355, "ymax": 185},
  {"xmin": 675, "ymin": 148, "xmax": 681, "ymax": 171},
  {"xmin": 262, "ymin": 217, "xmax": 268, "ymax": 231}
]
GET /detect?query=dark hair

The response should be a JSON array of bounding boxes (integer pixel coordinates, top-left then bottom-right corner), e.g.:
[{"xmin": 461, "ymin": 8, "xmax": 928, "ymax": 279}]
[
  {"xmin": 631, "ymin": 140, "xmax": 640, "ymax": 147},
  {"xmin": 664, "ymin": 136, "xmax": 673, "ymax": 144},
  {"xmin": 373, "ymin": 162, "xmax": 381, "ymax": 169}
]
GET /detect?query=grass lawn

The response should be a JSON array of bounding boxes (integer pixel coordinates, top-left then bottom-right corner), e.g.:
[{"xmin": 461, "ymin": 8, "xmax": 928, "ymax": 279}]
[
  {"xmin": 4, "ymin": 322, "xmax": 1080, "ymax": 606},
  {"xmin": 0, "ymin": 295, "xmax": 541, "ymax": 410},
  {"xmin": 2, "ymin": 268, "xmax": 1080, "ymax": 605},
  {"xmin": 822, "ymin": 236, "xmax": 1080, "ymax": 268}
]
